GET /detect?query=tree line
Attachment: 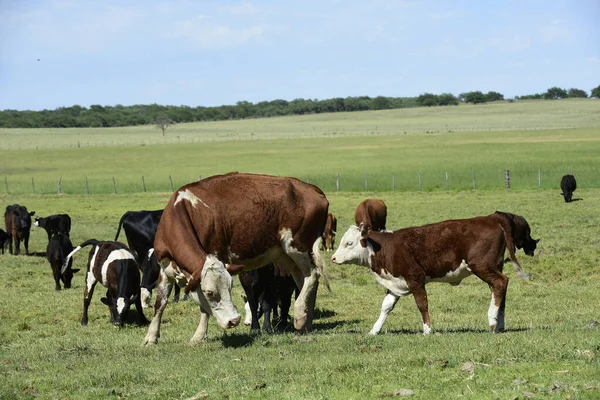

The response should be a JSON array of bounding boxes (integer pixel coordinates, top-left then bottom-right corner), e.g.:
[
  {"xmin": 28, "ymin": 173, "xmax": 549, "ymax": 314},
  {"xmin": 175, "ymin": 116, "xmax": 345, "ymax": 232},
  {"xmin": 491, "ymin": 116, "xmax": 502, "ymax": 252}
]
[{"xmin": 0, "ymin": 85, "xmax": 597, "ymax": 129}]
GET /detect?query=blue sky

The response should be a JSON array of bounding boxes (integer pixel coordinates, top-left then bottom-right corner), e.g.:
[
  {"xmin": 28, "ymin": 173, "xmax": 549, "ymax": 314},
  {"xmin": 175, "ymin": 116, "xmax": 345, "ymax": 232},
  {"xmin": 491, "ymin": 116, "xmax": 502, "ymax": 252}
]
[{"xmin": 1, "ymin": 0, "xmax": 598, "ymax": 110}]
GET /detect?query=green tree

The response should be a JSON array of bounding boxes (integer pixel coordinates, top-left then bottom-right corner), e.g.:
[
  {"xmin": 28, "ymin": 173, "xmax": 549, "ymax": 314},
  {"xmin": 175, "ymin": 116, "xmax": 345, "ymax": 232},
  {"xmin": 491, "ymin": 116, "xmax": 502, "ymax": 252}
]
[
  {"xmin": 417, "ymin": 93, "xmax": 439, "ymax": 107},
  {"xmin": 567, "ymin": 88, "xmax": 588, "ymax": 98},
  {"xmin": 485, "ymin": 91, "xmax": 504, "ymax": 102},
  {"xmin": 591, "ymin": 85, "xmax": 600, "ymax": 98},
  {"xmin": 463, "ymin": 91, "xmax": 487, "ymax": 104},
  {"xmin": 155, "ymin": 116, "xmax": 173, "ymax": 136},
  {"xmin": 544, "ymin": 87, "xmax": 567, "ymax": 100},
  {"xmin": 438, "ymin": 93, "xmax": 459, "ymax": 106},
  {"xmin": 370, "ymin": 96, "xmax": 391, "ymax": 110}
]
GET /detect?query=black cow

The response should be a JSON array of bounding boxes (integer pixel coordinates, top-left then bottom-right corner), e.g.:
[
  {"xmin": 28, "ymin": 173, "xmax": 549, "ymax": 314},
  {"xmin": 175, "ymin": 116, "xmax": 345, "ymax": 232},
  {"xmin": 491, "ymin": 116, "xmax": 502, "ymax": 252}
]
[
  {"xmin": 114, "ymin": 210, "xmax": 183, "ymax": 307},
  {"xmin": 63, "ymin": 239, "xmax": 149, "ymax": 327},
  {"xmin": 46, "ymin": 233, "xmax": 80, "ymax": 290},
  {"xmin": 34, "ymin": 214, "xmax": 72, "ymax": 241},
  {"xmin": 239, "ymin": 264, "xmax": 299, "ymax": 334},
  {"xmin": 492, "ymin": 211, "xmax": 539, "ymax": 257},
  {"xmin": 0, "ymin": 228, "xmax": 10, "ymax": 254},
  {"xmin": 560, "ymin": 174, "xmax": 577, "ymax": 203},
  {"xmin": 4, "ymin": 204, "xmax": 35, "ymax": 255}
]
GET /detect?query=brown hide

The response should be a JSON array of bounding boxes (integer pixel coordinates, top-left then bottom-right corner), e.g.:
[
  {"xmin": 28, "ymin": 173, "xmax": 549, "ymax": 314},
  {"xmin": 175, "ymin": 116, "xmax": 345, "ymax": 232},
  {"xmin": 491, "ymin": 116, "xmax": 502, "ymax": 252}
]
[
  {"xmin": 154, "ymin": 173, "xmax": 329, "ymax": 293},
  {"xmin": 491, "ymin": 211, "xmax": 538, "ymax": 256},
  {"xmin": 354, "ymin": 199, "xmax": 387, "ymax": 231},
  {"xmin": 322, "ymin": 213, "xmax": 337, "ymax": 251}
]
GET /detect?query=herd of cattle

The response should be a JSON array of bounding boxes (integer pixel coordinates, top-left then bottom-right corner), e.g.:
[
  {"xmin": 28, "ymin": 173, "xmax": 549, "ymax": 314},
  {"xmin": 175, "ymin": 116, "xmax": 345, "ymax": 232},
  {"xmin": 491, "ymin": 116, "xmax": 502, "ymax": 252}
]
[{"xmin": 0, "ymin": 172, "xmax": 578, "ymax": 344}]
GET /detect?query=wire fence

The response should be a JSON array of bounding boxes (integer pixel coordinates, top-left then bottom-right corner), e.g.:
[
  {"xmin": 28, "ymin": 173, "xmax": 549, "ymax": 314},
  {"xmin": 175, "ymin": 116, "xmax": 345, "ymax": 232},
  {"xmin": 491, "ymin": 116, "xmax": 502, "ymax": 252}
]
[{"xmin": 2, "ymin": 168, "xmax": 594, "ymax": 195}]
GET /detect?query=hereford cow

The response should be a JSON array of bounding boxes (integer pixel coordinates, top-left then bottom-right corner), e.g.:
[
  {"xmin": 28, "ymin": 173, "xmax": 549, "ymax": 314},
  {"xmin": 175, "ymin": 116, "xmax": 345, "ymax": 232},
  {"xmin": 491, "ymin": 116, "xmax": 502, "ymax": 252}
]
[
  {"xmin": 239, "ymin": 263, "xmax": 298, "ymax": 333},
  {"xmin": 491, "ymin": 211, "xmax": 539, "ymax": 257},
  {"xmin": 560, "ymin": 174, "xmax": 577, "ymax": 203},
  {"xmin": 143, "ymin": 172, "xmax": 329, "ymax": 345},
  {"xmin": 114, "ymin": 210, "xmax": 183, "ymax": 306},
  {"xmin": 0, "ymin": 228, "xmax": 9, "ymax": 254},
  {"xmin": 4, "ymin": 204, "xmax": 35, "ymax": 255},
  {"xmin": 63, "ymin": 240, "xmax": 149, "ymax": 327},
  {"xmin": 321, "ymin": 213, "xmax": 337, "ymax": 251},
  {"xmin": 46, "ymin": 233, "xmax": 80, "ymax": 290},
  {"xmin": 34, "ymin": 214, "xmax": 71, "ymax": 242},
  {"xmin": 355, "ymin": 199, "xmax": 387, "ymax": 231},
  {"xmin": 331, "ymin": 216, "xmax": 530, "ymax": 335}
]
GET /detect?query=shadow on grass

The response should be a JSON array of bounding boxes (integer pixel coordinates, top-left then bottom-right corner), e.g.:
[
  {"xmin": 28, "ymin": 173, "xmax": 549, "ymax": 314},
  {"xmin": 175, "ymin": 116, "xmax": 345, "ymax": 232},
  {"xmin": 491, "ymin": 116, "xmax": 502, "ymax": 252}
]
[{"xmin": 386, "ymin": 325, "xmax": 538, "ymax": 335}]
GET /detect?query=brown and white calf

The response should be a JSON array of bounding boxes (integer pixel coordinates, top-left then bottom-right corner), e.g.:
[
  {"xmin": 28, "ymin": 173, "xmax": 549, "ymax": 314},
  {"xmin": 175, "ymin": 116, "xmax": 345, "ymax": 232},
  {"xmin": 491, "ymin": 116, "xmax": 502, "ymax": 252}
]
[
  {"xmin": 331, "ymin": 216, "xmax": 530, "ymax": 335},
  {"xmin": 354, "ymin": 199, "xmax": 387, "ymax": 232},
  {"xmin": 321, "ymin": 213, "xmax": 337, "ymax": 251},
  {"xmin": 63, "ymin": 239, "xmax": 149, "ymax": 327},
  {"xmin": 143, "ymin": 172, "xmax": 329, "ymax": 345}
]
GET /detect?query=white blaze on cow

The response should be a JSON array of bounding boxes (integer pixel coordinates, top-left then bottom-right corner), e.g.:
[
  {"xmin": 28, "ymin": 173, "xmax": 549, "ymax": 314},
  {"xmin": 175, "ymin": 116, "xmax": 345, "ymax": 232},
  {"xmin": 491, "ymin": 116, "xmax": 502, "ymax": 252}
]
[
  {"xmin": 332, "ymin": 216, "xmax": 529, "ymax": 335},
  {"xmin": 174, "ymin": 189, "xmax": 210, "ymax": 208}
]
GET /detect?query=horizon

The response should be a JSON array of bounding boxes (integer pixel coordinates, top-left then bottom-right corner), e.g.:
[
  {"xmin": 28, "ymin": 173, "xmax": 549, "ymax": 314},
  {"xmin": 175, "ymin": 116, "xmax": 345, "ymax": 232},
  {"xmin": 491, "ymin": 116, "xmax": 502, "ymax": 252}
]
[{"xmin": 1, "ymin": 0, "xmax": 598, "ymax": 111}]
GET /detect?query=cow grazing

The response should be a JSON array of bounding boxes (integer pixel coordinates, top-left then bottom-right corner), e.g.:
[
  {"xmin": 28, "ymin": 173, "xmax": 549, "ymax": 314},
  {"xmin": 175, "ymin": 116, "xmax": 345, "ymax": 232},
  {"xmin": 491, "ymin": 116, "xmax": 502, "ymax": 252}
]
[
  {"xmin": 331, "ymin": 217, "xmax": 530, "ymax": 335},
  {"xmin": 355, "ymin": 199, "xmax": 387, "ymax": 231},
  {"xmin": 321, "ymin": 213, "xmax": 337, "ymax": 251},
  {"xmin": 560, "ymin": 174, "xmax": 577, "ymax": 203},
  {"xmin": 46, "ymin": 233, "xmax": 80, "ymax": 290},
  {"xmin": 63, "ymin": 240, "xmax": 149, "ymax": 327},
  {"xmin": 34, "ymin": 214, "xmax": 71, "ymax": 241},
  {"xmin": 239, "ymin": 263, "xmax": 298, "ymax": 333},
  {"xmin": 143, "ymin": 172, "xmax": 329, "ymax": 345},
  {"xmin": 491, "ymin": 211, "xmax": 539, "ymax": 257},
  {"xmin": 113, "ymin": 209, "xmax": 183, "ymax": 307},
  {"xmin": 0, "ymin": 228, "xmax": 10, "ymax": 254},
  {"xmin": 4, "ymin": 204, "xmax": 35, "ymax": 255}
]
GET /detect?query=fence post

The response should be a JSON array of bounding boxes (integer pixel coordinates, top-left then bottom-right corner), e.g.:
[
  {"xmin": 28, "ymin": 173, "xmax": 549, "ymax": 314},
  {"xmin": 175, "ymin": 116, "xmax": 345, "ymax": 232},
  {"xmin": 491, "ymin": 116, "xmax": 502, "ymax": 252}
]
[
  {"xmin": 392, "ymin": 174, "xmax": 395, "ymax": 191},
  {"xmin": 58, "ymin": 176, "xmax": 62, "ymax": 194},
  {"xmin": 112, "ymin": 177, "xmax": 117, "ymax": 194},
  {"xmin": 538, "ymin": 169, "xmax": 541, "ymax": 188},
  {"xmin": 198, "ymin": 175, "xmax": 201, "ymax": 182},
  {"xmin": 142, "ymin": 176, "xmax": 146, "ymax": 192},
  {"xmin": 85, "ymin": 176, "xmax": 89, "ymax": 195},
  {"xmin": 418, "ymin": 172, "xmax": 422, "ymax": 191},
  {"xmin": 169, "ymin": 176, "xmax": 174, "ymax": 192},
  {"xmin": 307, "ymin": 175, "xmax": 310, "ymax": 184},
  {"xmin": 31, "ymin": 177, "xmax": 35, "ymax": 194},
  {"xmin": 364, "ymin": 174, "xmax": 368, "ymax": 191},
  {"xmin": 505, "ymin": 170, "xmax": 510, "ymax": 189},
  {"xmin": 472, "ymin": 170, "xmax": 476, "ymax": 190},
  {"xmin": 4, "ymin": 177, "xmax": 8, "ymax": 194},
  {"xmin": 336, "ymin": 173, "xmax": 340, "ymax": 192},
  {"xmin": 445, "ymin": 171, "xmax": 449, "ymax": 191}
]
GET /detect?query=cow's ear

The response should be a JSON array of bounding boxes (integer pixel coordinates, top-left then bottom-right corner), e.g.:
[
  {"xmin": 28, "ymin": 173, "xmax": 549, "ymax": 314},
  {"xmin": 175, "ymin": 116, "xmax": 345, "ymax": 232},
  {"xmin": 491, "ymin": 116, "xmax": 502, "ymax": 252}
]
[
  {"xmin": 72, "ymin": 269, "xmax": 81, "ymax": 274},
  {"xmin": 359, "ymin": 223, "xmax": 372, "ymax": 239},
  {"xmin": 29, "ymin": 211, "xmax": 35, "ymax": 216},
  {"xmin": 534, "ymin": 238, "xmax": 540, "ymax": 243}
]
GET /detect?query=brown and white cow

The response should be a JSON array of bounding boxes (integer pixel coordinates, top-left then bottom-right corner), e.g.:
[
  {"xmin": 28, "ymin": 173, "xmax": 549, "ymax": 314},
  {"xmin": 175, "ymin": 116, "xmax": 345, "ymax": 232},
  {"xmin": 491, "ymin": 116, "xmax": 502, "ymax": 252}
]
[
  {"xmin": 354, "ymin": 199, "xmax": 387, "ymax": 232},
  {"xmin": 143, "ymin": 172, "xmax": 329, "ymax": 345},
  {"xmin": 331, "ymin": 216, "xmax": 530, "ymax": 335},
  {"xmin": 321, "ymin": 213, "xmax": 337, "ymax": 251},
  {"xmin": 63, "ymin": 239, "xmax": 149, "ymax": 327}
]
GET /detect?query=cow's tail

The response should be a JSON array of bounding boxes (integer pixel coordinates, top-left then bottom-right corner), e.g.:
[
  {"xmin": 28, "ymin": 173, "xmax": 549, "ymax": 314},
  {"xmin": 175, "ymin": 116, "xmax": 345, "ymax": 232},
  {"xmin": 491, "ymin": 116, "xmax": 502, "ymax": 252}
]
[
  {"xmin": 496, "ymin": 220, "xmax": 531, "ymax": 281},
  {"xmin": 312, "ymin": 237, "xmax": 332, "ymax": 292},
  {"xmin": 114, "ymin": 212, "xmax": 130, "ymax": 241},
  {"xmin": 61, "ymin": 239, "xmax": 101, "ymax": 275}
]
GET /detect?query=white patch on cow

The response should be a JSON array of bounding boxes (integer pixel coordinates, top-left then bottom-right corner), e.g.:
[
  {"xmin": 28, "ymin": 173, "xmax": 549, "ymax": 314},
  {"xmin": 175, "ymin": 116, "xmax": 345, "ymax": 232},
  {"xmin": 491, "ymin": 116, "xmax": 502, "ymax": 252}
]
[
  {"xmin": 279, "ymin": 228, "xmax": 301, "ymax": 254},
  {"xmin": 369, "ymin": 292, "xmax": 399, "ymax": 335},
  {"xmin": 85, "ymin": 270, "xmax": 96, "ymax": 298},
  {"xmin": 374, "ymin": 269, "xmax": 411, "ymax": 297},
  {"xmin": 331, "ymin": 225, "xmax": 374, "ymax": 268},
  {"xmin": 89, "ymin": 245, "xmax": 100, "ymax": 274},
  {"xmin": 34, "ymin": 220, "xmax": 39, "ymax": 227},
  {"xmin": 427, "ymin": 259, "xmax": 472, "ymax": 286},
  {"xmin": 101, "ymin": 249, "xmax": 135, "ymax": 286},
  {"xmin": 423, "ymin": 323, "xmax": 432, "ymax": 335},
  {"xmin": 147, "ymin": 248, "xmax": 154, "ymax": 258},
  {"xmin": 174, "ymin": 189, "xmax": 209, "ymax": 208},
  {"xmin": 141, "ymin": 287, "xmax": 152, "ymax": 308},
  {"xmin": 488, "ymin": 293, "xmax": 499, "ymax": 329},
  {"xmin": 243, "ymin": 301, "xmax": 252, "ymax": 326},
  {"xmin": 117, "ymin": 297, "xmax": 126, "ymax": 315}
]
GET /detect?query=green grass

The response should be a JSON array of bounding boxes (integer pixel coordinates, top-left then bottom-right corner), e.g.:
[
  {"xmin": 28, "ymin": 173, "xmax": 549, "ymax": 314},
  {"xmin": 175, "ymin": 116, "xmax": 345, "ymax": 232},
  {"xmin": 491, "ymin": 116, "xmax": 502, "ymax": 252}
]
[{"xmin": 1, "ymin": 189, "xmax": 599, "ymax": 399}]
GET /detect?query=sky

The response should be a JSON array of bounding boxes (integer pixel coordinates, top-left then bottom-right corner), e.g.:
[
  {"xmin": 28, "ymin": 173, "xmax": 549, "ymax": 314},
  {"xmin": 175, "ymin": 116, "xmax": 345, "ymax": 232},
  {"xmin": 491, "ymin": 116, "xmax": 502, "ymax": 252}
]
[{"xmin": 0, "ymin": 0, "xmax": 598, "ymax": 111}]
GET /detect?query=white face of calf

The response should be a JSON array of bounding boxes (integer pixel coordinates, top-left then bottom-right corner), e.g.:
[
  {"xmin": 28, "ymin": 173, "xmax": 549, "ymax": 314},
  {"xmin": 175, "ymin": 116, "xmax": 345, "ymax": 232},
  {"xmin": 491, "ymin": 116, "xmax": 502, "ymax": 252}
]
[
  {"xmin": 199, "ymin": 255, "xmax": 241, "ymax": 330},
  {"xmin": 331, "ymin": 225, "xmax": 373, "ymax": 268}
]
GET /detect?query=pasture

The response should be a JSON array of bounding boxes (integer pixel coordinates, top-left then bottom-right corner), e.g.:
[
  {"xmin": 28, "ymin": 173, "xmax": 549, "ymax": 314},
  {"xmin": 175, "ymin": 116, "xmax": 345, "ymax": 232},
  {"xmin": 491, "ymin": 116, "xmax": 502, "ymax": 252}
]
[{"xmin": 1, "ymin": 189, "xmax": 599, "ymax": 399}]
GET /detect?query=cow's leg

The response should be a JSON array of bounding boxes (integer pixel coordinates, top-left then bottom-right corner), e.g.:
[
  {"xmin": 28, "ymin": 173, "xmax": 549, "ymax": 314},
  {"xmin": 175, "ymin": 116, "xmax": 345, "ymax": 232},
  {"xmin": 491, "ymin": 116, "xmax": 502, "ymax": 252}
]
[
  {"xmin": 52, "ymin": 266, "xmax": 62, "ymax": 291},
  {"xmin": 143, "ymin": 269, "xmax": 173, "ymax": 345},
  {"xmin": 472, "ymin": 266, "xmax": 509, "ymax": 332},
  {"xmin": 261, "ymin": 296, "xmax": 273, "ymax": 333},
  {"xmin": 278, "ymin": 251, "xmax": 318, "ymax": 333},
  {"xmin": 189, "ymin": 305, "xmax": 210, "ymax": 345},
  {"xmin": 81, "ymin": 274, "xmax": 98, "ymax": 326},
  {"xmin": 369, "ymin": 291, "xmax": 400, "ymax": 335},
  {"xmin": 173, "ymin": 285, "xmax": 180, "ymax": 302},
  {"xmin": 134, "ymin": 292, "xmax": 150, "ymax": 326},
  {"xmin": 23, "ymin": 236, "xmax": 30, "ymax": 255},
  {"xmin": 14, "ymin": 238, "xmax": 20, "ymax": 256},
  {"xmin": 407, "ymin": 281, "xmax": 431, "ymax": 335}
]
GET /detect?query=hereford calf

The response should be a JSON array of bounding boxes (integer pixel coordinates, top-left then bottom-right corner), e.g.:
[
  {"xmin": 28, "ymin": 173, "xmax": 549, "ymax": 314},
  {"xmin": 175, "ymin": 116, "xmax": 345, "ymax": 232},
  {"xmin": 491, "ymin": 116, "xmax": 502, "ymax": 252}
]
[
  {"xmin": 354, "ymin": 199, "xmax": 387, "ymax": 231},
  {"xmin": 63, "ymin": 240, "xmax": 149, "ymax": 327},
  {"xmin": 46, "ymin": 233, "xmax": 80, "ymax": 291},
  {"xmin": 332, "ymin": 217, "xmax": 530, "ymax": 335}
]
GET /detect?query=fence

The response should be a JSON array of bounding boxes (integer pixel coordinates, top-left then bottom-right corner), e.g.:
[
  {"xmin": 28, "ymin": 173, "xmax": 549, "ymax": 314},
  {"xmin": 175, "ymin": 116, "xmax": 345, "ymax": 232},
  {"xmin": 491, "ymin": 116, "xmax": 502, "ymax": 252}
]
[{"xmin": 2, "ymin": 168, "xmax": 591, "ymax": 195}]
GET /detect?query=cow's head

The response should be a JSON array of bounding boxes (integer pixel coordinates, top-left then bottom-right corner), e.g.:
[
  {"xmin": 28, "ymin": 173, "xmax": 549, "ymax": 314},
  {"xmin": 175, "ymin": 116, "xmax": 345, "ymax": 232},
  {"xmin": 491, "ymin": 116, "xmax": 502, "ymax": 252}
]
[
  {"xmin": 194, "ymin": 255, "xmax": 241, "ymax": 330},
  {"xmin": 101, "ymin": 294, "xmax": 137, "ymax": 328},
  {"xmin": 523, "ymin": 237, "xmax": 540, "ymax": 257},
  {"xmin": 13, "ymin": 208, "xmax": 35, "ymax": 233},
  {"xmin": 331, "ymin": 223, "xmax": 374, "ymax": 267}
]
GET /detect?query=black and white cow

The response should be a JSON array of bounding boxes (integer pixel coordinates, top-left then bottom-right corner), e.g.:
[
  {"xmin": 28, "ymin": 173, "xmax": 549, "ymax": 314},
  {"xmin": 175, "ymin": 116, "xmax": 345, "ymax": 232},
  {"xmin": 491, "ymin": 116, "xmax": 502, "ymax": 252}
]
[
  {"xmin": 4, "ymin": 204, "xmax": 35, "ymax": 255},
  {"xmin": 0, "ymin": 228, "xmax": 10, "ymax": 254},
  {"xmin": 46, "ymin": 233, "xmax": 80, "ymax": 291},
  {"xmin": 560, "ymin": 174, "xmax": 577, "ymax": 203},
  {"xmin": 35, "ymin": 214, "xmax": 72, "ymax": 242},
  {"xmin": 63, "ymin": 240, "xmax": 149, "ymax": 327}
]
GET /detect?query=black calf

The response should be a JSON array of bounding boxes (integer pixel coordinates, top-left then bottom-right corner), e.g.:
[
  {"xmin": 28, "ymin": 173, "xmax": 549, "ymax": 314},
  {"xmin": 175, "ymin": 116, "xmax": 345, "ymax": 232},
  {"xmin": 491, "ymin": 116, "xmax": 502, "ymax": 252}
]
[
  {"xmin": 560, "ymin": 174, "xmax": 577, "ymax": 203},
  {"xmin": 46, "ymin": 233, "xmax": 80, "ymax": 290}
]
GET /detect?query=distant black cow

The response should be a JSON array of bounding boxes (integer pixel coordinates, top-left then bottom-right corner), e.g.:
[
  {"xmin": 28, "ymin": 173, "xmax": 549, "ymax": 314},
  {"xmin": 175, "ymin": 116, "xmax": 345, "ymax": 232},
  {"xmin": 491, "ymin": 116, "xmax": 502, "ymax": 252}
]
[
  {"xmin": 239, "ymin": 264, "xmax": 299, "ymax": 334},
  {"xmin": 492, "ymin": 211, "xmax": 539, "ymax": 257},
  {"xmin": 0, "ymin": 228, "xmax": 10, "ymax": 254},
  {"xmin": 560, "ymin": 174, "xmax": 577, "ymax": 203},
  {"xmin": 46, "ymin": 233, "xmax": 80, "ymax": 291},
  {"xmin": 4, "ymin": 204, "xmax": 35, "ymax": 255},
  {"xmin": 34, "ymin": 214, "xmax": 72, "ymax": 242},
  {"xmin": 63, "ymin": 239, "xmax": 149, "ymax": 327},
  {"xmin": 114, "ymin": 210, "xmax": 183, "ymax": 307}
]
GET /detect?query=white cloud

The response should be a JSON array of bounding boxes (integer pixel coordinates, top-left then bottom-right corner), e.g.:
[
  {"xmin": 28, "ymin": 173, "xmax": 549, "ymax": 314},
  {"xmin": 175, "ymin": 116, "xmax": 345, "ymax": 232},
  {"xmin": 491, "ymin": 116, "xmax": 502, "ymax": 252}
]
[
  {"xmin": 539, "ymin": 19, "xmax": 575, "ymax": 43},
  {"xmin": 169, "ymin": 15, "xmax": 266, "ymax": 49}
]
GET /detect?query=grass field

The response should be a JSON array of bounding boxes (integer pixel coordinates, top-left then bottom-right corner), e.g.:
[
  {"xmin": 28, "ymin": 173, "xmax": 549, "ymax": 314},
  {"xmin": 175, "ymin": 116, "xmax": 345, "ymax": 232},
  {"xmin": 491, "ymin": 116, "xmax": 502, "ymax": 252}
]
[
  {"xmin": 0, "ymin": 189, "xmax": 599, "ymax": 399},
  {"xmin": 1, "ymin": 99, "xmax": 599, "ymax": 194}
]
